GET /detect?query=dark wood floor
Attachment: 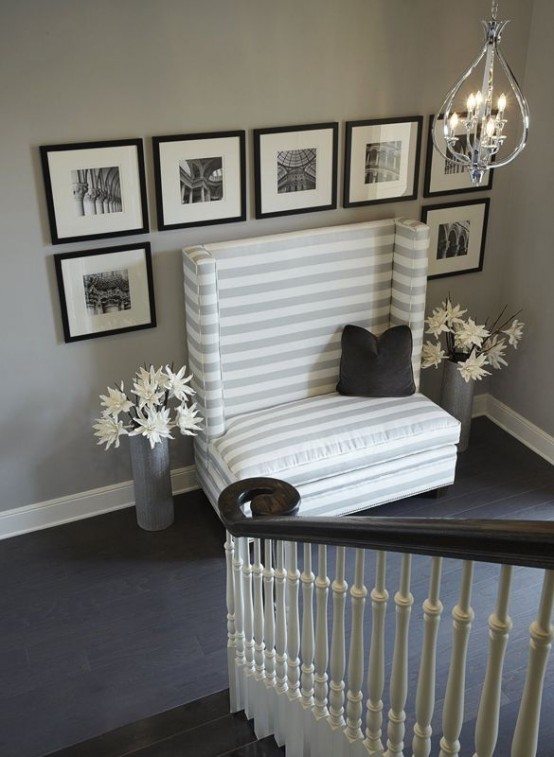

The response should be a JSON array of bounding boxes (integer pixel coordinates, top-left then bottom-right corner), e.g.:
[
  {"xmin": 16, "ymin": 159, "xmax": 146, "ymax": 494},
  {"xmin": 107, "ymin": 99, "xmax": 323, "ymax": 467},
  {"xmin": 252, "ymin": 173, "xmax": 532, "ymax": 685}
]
[{"xmin": 1, "ymin": 418, "xmax": 553, "ymax": 757}]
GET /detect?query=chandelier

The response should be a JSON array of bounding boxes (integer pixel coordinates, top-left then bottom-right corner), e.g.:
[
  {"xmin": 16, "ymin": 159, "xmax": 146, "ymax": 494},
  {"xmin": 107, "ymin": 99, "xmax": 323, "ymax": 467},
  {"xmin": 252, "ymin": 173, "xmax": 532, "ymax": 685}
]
[{"xmin": 432, "ymin": 0, "xmax": 530, "ymax": 186}]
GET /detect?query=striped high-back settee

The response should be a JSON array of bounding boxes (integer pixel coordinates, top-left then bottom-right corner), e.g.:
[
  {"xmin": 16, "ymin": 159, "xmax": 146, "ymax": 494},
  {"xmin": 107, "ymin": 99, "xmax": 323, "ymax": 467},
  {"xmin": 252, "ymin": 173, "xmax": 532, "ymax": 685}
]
[{"xmin": 183, "ymin": 219, "xmax": 460, "ymax": 516}]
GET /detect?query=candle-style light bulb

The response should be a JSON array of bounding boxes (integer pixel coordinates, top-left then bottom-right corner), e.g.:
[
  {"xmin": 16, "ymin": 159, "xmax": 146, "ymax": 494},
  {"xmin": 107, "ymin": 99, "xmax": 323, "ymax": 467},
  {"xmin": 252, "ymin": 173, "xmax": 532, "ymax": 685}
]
[
  {"xmin": 486, "ymin": 117, "xmax": 496, "ymax": 137},
  {"xmin": 475, "ymin": 90, "xmax": 483, "ymax": 106},
  {"xmin": 498, "ymin": 93, "xmax": 507, "ymax": 115},
  {"xmin": 449, "ymin": 112, "xmax": 459, "ymax": 132},
  {"xmin": 467, "ymin": 93, "xmax": 476, "ymax": 113}
]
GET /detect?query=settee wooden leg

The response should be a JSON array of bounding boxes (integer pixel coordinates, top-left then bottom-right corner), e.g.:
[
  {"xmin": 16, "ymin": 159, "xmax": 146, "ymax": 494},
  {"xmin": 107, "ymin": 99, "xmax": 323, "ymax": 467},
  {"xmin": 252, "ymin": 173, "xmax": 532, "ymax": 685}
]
[{"xmin": 431, "ymin": 486, "xmax": 449, "ymax": 498}]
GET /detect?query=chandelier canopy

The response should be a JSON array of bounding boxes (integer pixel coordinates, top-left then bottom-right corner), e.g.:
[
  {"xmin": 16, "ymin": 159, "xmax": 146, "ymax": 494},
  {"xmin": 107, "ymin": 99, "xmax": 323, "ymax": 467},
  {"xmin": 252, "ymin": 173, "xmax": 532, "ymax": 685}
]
[{"xmin": 432, "ymin": 0, "xmax": 530, "ymax": 186}]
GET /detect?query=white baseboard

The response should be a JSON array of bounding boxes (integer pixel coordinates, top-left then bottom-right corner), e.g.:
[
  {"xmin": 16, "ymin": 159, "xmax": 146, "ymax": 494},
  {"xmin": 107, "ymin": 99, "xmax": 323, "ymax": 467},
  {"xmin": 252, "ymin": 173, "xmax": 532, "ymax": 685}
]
[
  {"xmin": 2, "ymin": 396, "xmax": 552, "ymax": 540},
  {"xmin": 0, "ymin": 465, "xmax": 198, "ymax": 541},
  {"xmin": 474, "ymin": 392, "xmax": 554, "ymax": 465}
]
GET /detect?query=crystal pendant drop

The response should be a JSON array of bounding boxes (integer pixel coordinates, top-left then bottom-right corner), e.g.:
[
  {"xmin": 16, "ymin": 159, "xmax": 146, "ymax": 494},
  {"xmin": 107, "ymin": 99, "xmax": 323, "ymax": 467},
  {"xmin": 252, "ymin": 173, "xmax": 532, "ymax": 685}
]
[{"xmin": 432, "ymin": 5, "xmax": 530, "ymax": 186}]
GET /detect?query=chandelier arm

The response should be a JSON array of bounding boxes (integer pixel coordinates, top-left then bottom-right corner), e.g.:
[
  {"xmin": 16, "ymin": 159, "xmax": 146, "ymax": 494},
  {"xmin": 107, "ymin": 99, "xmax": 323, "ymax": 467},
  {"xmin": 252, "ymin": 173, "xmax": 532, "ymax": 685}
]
[
  {"xmin": 431, "ymin": 44, "xmax": 487, "ymax": 162},
  {"xmin": 486, "ymin": 45, "xmax": 530, "ymax": 169}
]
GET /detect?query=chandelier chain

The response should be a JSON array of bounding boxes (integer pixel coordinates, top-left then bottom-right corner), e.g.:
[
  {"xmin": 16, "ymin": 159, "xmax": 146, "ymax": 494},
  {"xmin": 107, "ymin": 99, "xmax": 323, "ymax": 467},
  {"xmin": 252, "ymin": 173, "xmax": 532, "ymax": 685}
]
[{"xmin": 491, "ymin": 0, "xmax": 498, "ymax": 20}]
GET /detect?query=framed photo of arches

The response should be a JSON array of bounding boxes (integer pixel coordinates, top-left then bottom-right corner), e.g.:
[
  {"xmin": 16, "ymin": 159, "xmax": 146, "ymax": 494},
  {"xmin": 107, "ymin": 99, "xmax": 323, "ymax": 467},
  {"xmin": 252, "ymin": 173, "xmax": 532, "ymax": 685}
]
[
  {"xmin": 253, "ymin": 122, "xmax": 339, "ymax": 219},
  {"xmin": 343, "ymin": 116, "xmax": 422, "ymax": 207},
  {"xmin": 40, "ymin": 139, "xmax": 149, "ymax": 245},
  {"xmin": 421, "ymin": 198, "xmax": 490, "ymax": 280},
  {"xmin": 152, "ymin": 131, "xmax": 246, "ymax": 230}
]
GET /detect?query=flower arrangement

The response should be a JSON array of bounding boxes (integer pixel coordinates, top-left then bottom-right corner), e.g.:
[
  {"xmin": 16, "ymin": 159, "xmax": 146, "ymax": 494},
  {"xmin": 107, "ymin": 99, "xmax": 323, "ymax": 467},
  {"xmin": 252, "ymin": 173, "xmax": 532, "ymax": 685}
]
[
  {"xmin": 422, "ymin": 298, "xmax": 524, "ymax": 382},
  {"xmin": 93, "ymin": 364, "xmax": 202, "ymax": 450}
]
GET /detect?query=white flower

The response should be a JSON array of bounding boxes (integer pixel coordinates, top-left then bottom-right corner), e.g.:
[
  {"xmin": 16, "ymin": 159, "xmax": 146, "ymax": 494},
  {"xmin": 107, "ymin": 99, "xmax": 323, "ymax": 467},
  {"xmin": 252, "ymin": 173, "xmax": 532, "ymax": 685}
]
[
  {"xmin": 93, "ymin": 413, "xmax": 129, "ymax": 450},
  {"xmin": 162, "ymin": 365, "xmax": 194, "ymax": 402},
  {"xmin": 442, "ymin": 300, "xmax": 467, "ymax": 325},
  {"xmin": 422, "ymin": 341, "xmax": 446, "ymax": 369},
  {"xmin": 426, "ymin": 307, "xmax": 451, "ymax": 338},
  {"xmin": 485, "ymin": 336, "xmax": 508, "ymax": 369},
  {"xmin": 457, "ymin": 351, "xmax": 491, "ymax": 382},
  {"xmin": 129, "ymin": 406, "xmax": 174, "ymax": 449},
  {"xmin": 132, "ymin": 376, "xmax": 165, "ymax": 410},
  {"xmin": 454, "ymin": 318, "xmax": 489, "ymax": 351},
  {"xmin": 136, "ymin": 365, "xmax": 165, "ymax": 385},
  {"xmin": 99, "ymin": 385, "xmax": 133, "ymax": 418},
  {"xmin": 176, "ymin": 402, "xmax": 203, "ymax": 436},
  {"xmin": 502, "ymin": 319, "xmax": 524, "ymax": 348}
]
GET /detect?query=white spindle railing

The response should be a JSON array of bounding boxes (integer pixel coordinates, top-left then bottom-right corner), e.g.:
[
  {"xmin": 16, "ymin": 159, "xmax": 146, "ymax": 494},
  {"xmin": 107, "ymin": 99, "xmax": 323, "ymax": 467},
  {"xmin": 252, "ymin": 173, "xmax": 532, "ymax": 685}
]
[
  {"xmin": 439, "ymin": 560, "xmax": 475, "ymax": 757},
  {"xmin": 473, "ymin": 563, "xmax": 512, "ymax": 757},
  {"xmin": 223, "ymin": 535, "xmax": 553, "ymax": 757},
  {"xmin": 413, "ymin": 556, "xmax": 444, "ymax": 757},
  {"xmin": 365, "ymin": 550, "xmax": 388, "ymax": 755},
  {"xmin": 511, "ymin": 569, "xmax": 554, "ymax": 757},
  {"xmin": 386, "ymin": 553, "xmax": 413, "ymax": 757}
]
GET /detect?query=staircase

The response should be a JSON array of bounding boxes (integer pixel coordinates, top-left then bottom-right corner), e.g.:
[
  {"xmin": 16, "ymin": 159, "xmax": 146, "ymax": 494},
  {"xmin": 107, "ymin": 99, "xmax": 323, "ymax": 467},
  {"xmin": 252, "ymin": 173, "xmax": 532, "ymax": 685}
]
[{"xmin": 45, "ymin": 690, "xmax": 284, "ymax": 757}]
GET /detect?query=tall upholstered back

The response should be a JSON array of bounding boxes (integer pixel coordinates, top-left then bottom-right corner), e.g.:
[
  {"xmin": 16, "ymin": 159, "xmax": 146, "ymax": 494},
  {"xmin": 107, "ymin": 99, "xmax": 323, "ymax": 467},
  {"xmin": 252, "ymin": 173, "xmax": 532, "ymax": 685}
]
[{"xmin": 183, "ymin": 218, "xmax": 429, "ymax": 441}]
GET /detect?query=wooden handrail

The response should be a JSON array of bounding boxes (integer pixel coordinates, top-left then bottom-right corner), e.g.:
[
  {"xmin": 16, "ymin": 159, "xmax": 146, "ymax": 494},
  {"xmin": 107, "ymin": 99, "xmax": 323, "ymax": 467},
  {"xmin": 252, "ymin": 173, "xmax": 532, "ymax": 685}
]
[{"xmin": 218, "ymin": 477, "xmax": 554, "ymax": 571}]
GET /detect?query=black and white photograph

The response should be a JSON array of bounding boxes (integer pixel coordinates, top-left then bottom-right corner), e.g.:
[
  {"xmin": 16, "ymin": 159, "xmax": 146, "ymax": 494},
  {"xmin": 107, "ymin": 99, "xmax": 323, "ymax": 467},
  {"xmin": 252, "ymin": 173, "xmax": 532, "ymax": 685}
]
[
  {"xmin": 254, "ymin": 122, "xmax": 338, "ymax": 219},
  {"xmin": 83, "ymin": 269, "xmax": 131, "ymax": 315},
  {"xmin": 344, "ymin": 117, "xmax": 422, "ymax": 207},
  {"xmin": 70, "ymin": 167, "xmax": 122, "ymax": 216},
  {"xmin": 179, "ymin": 157, "xmax": 223, "ymax": 203},
  {"xmin": 152, "ymin": 131, "xmax": 245, "ymax": 230},
  {"xmin": 424, "ymin": 114, "xmax": 494, "ymax": 196},
  {"xmin": 422, "ymin": 199, "xmax": 490, "ymax": 279},
  {"xmin": 277, "ymin": 148, "xmax": 317, "ymax": 193},
  {"xmin": 40, "ymin": 140, "xmax": 148, "ymax": 244},
  {"xmin": 364, "ymin": 140, "xmax": 401, "ymax": 184},
  {"xmin": 437, "ymin": 220, "xmax": 470, "ymax": 258},
  {"xmin": 54, "ymin": 243, "xmax": 156, "ymax": 342}
]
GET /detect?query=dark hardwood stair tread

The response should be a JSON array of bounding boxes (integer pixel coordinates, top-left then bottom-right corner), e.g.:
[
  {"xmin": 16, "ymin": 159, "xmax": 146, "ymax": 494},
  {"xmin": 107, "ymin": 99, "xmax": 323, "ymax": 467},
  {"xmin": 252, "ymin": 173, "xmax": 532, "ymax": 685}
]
[{"xmin": 218, "ymin": 735, "xmax": 285, "ymax": 756}]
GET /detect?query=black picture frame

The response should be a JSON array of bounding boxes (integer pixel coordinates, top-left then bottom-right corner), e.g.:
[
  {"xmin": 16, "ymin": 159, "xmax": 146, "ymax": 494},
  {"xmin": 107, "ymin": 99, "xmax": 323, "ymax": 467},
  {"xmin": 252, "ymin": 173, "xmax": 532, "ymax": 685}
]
[
  {"xmin": 343, "ymin": 116, "xmax": 422, "ymax": 207},
  {"xmin": 152, "ymin": 130, "xmax": 247, "ymax": 230},
  {"xmin": 421, "ymin": 199, "xmax": 490, "ymax": 280},
  {"xmin": 424, "ymin": 114, "xmax": 494, "ymax": 197},
  {"xmin": 40, "ymin": 139, "xmax": 149, "ymax": 245},
  {"xmin": 253, "ymin": 122, "xmax": 338, "ymax": 219},
  {"xmin": 54, "ymin": 242, "xmax": 156, "ymax": 342}
]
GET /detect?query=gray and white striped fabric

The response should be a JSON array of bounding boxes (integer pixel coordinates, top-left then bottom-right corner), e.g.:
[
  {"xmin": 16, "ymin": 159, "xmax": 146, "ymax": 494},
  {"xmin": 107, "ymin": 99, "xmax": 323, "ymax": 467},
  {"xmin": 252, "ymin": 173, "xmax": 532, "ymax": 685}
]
[{"xmin": 182, "ymin": 218, "xmax": 460, "ymax": 516}]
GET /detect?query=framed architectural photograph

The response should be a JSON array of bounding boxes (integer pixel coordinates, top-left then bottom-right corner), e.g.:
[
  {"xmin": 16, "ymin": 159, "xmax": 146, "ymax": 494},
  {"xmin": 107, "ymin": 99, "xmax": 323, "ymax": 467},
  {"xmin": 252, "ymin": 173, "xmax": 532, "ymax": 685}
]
[
  {"xmin": 54, "ymin": 242, "xmax": 156, "ymax": 342},
  {"xmin": 253, "ymin": 122, "xmax": 338, "ymax": 219},
  {"xmin": 421, "ymin": 199, "xmax": 490, "ymax": 279},
  {"xmin": 40, "ymin": 139, "xmax": 149, "ymax": 244},
  {"xmin": 152, "ymin": 130, "xmax": 246, "ymax": 230},
  {"xmin": 343, "ymin": 116, "xmax": 422, "ymax": 207},
  {"xmin": 424, "ymin": 114, "xmax": 494, "ymax": 197}
]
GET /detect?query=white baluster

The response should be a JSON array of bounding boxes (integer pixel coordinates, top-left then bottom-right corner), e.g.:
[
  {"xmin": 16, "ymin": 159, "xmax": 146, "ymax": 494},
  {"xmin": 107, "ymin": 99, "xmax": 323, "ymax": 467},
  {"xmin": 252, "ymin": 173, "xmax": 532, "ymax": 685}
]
[
  {"xmin": 473, "ymin": 564, "xmax": 513, "ymax": 757},
  {"xmin": 241, "ymin": 538, "xmax": 256, "ymax": 719},
  {"xmin": 312, "ymin": 545, "xmax": 330, "ymax": 756},
  {"xmin": 386, "ymin": 554, "xmax": 414, "ymax": 757},
  {"xmin": 439, "ymin": 560, "xmax": 475, "ymax": 757},
  {"xmin": 263, "ymin": 539, "xmax": 277, "ymax": 729},
  {"xmin": 286, "ymin": 541, "xmax": 303, "ymax": 757},
  {"xmin": 233, "ymin": 536, "xmax": 245, "ymax": 712},
  {"xmin": 252, "ymin": 538, "xmax": 268, "ymax": 736},
  {"xmin": 274, "ymin": 540, "xmax": 288, "ymax": 747},
  {"xmin": 301, "ymin": 543, "xmax": 316, "ymax": 756},
  {"xmin": 365, "ymin": 550, "xmax": 389, "ymax": 756},
  {"xmin": 511, "ymin": 569, "xmax": 554, "ymax": 757},
  {"xmin": 327, "ymin": 546, "xmax": 348, "ymax": 756},
  {"xmin": 345, "ymin": 549, "xmax": 367, "ymax": 747},
  {"xmin": 224, "ymin": 531, "xmax": 238, "ymax": 711},
  {"xmin": 413, "ymin": 557, "xmax": 444, "ymax": 757}
]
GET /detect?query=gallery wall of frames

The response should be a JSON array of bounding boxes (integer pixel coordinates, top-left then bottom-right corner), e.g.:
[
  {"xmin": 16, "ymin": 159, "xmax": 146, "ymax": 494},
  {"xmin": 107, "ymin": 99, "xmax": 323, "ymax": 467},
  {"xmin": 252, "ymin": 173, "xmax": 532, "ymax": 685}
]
[{"xmin": 39, "ymin": 114, "xmax": 493, "ymax": 343}]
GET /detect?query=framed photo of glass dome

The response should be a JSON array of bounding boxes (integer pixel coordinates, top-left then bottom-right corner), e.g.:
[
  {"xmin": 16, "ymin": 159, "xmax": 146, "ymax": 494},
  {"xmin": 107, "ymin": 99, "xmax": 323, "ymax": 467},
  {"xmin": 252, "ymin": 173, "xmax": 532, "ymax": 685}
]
[
  {"xmin": 343, "ymin": 116, "xmax": 423, "ymax": 207},
  {"xmin": 253, "ymin": 122, "xmax": 339, "ymax": 219}
]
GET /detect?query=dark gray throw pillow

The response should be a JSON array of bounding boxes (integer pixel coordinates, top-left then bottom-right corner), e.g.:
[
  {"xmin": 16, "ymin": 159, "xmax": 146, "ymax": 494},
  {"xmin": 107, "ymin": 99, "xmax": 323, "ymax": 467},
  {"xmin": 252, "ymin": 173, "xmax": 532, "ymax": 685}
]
[{"xmin": 336, "ymin": 324, "xmax": 415, "ymax": 397}]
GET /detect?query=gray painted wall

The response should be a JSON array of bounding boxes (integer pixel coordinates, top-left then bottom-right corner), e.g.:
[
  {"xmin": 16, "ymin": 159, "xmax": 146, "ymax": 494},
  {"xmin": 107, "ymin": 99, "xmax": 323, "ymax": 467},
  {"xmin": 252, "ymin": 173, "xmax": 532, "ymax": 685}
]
[{"xmin": 0, "ymin": 0, "xmax": 535, "ymax": 512}]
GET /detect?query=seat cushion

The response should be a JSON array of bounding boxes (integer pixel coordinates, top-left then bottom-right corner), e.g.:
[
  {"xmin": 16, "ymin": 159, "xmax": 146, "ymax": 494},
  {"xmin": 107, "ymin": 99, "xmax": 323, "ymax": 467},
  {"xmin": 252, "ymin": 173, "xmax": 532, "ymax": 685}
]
[{"xmin": 210, "ymin": 392, "xmax": 460, "ymax": 488}]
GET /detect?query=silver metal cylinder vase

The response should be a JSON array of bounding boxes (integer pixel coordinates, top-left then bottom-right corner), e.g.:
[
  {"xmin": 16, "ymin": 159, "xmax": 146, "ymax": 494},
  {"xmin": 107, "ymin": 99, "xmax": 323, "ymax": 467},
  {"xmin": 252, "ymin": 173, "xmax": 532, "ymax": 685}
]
[
  {"xmin": 440, "ymin": 359, "xmax": 475, "ymax": 453},
  {"xmin": 128, "ymin": 434, "xmax": 174, "ymax": 531}
]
